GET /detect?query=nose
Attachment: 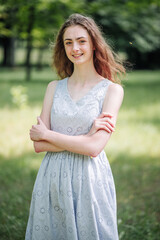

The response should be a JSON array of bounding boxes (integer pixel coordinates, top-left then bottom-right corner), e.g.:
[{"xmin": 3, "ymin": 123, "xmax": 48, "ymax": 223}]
[{"xmin": 72, "ymin": 42, "xmax": 79, "ymax": 52}]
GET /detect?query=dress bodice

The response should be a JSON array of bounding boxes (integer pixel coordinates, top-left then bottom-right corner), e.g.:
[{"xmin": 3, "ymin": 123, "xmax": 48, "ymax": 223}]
[{"xmin": 50, "ymin": 77, "xmax": 112, "ymax": 136}]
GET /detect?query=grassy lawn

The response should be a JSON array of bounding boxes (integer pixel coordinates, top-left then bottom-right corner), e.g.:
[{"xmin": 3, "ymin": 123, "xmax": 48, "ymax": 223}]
[{"xmin": 0, "ymin": 68, "xmax": 160, "ymax": 240}]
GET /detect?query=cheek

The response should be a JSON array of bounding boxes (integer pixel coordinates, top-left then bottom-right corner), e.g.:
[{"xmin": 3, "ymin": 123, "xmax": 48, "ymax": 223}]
[
  {"xmin": 65, "ymin": 46, "xmax": 72, "ymax": 56},
  {"xmin": 64, "ymin": 47, "xmax": 70, "ymax": 58},
  {"xmin": 83, "ymin": 44, "xmax": 93, "ymax": 53}
]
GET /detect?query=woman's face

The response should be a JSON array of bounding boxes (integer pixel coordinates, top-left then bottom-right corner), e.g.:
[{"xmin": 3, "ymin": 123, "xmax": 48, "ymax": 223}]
[{"xmin": 63, "ymin": 25, "xmax": 94, "ymax": 66}]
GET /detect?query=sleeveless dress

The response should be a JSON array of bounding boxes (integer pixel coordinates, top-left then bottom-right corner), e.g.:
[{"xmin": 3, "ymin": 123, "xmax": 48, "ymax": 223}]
[{"xmin": 25, "ymin": 77, "xmax": 119, "ymax": 240}]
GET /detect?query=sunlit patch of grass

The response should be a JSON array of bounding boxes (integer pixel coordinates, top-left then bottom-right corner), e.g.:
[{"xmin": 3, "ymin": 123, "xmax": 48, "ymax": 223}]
[
  {"xmin": 106, "ymin": 106, "xmax": 160, "ymax": 158},
  {"xmin": 0, "ymin": 106, "xmax": 40, "ymax": 158}
]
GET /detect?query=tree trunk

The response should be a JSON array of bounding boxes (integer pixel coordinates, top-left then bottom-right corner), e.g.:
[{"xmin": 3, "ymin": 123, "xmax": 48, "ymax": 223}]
[
  {"xmin": 26, "ymin": 35, "xmax": 32, "ymax": 81},
  {"xmin": 2, "ymin": 37, "xmax": 15, "ymax": 67},
  {"xmin": 36, "ymin": 46, "xmax": 46, "ymax": 70},
  {"xmin": 25, "ymin": 4, "xmax": 35, "ymax": 81}
]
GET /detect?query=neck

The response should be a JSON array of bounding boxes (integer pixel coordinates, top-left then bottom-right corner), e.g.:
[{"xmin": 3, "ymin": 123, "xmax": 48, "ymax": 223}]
[{"xmin": 70, "ymin": 60, "xmax": 101, "ymax": 84}]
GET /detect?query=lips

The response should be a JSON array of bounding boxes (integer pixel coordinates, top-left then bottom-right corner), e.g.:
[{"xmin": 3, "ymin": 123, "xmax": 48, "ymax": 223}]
[{"xmin": 72, "ymin": 53, "xmax": 83, "ymax": 58}]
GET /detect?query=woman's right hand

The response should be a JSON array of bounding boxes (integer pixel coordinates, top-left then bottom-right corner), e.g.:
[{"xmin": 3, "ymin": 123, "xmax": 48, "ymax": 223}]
[{"xmin": 88, "ymin": 112, "xmax": 115, "ymax": 136}]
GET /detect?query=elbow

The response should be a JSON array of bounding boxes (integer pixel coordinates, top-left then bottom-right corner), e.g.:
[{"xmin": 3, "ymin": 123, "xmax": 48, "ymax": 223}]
[
  {"xmin": 86, "ymin": 131, "xmax": 110, "ymax": 157},
  {"xmin": 90, "ymin": 149, "xmax": 101, "ymax": 158},
  {"xmin": 88, "ymin": 144, "xmax": 103, "ymax": 158}
]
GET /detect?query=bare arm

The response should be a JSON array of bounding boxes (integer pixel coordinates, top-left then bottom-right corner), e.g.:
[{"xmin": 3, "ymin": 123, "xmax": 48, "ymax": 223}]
[
  {"xmin": 33, "ymin": 81, "xmax": 65, "ymax": 153},
  {"xmin": 34, "ymin": 140, "xmax": 65, "ymax": 153},
  {"xmin": 32, "ymin": 83, "xmax": 124, "ymax": 156}
]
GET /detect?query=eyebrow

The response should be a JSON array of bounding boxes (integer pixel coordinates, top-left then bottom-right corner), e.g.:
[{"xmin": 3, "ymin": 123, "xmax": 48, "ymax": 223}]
[{"xmin": 64, "ymin": 37, "xmax": 87, "ymax": 41}]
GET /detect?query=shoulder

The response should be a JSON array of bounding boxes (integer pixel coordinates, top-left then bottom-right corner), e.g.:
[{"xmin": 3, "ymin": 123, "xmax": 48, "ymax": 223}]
[
  {"xmin": 45, "ymin": 80, "xmax": 60, "ymax": 95},
  {"xmin": 42, "ymin": 80, "xmax": 59, "ymax": 102},
  {"xmin": 103, "ymin": 82, "xmax": 124, "ymax": 109},
  {"xmin": 107, "ymin": 82, "xmax": 124, "ymax": 98},
  {"xmin": 47, "ymin": 80, "xmax": 58, "ymax": 90},
  {"xmin": 47, "ymin": 78, "xmax": 67, "ymax": 91},
  {"xmin": 108, "ymin": 83, "xmax": 124, "ymax": 95}
]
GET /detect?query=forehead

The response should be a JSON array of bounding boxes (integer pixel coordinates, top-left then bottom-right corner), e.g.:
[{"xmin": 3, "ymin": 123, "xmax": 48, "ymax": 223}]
[{"xmin": 63, "ymin": 25, "xmax": 90, "ymax": 40}]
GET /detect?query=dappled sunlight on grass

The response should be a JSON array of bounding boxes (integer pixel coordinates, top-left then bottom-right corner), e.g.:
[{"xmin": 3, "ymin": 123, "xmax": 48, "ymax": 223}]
[
  {"xmin": 107, "ymin": 121, "xmax": 159, "ymax": 158},
  {"xmin": 106, "ymin": 102, "xmax": 160, "ymax": 159},
  {"xmin": 0, "ymin": 106, "xmax": 40, "ymax": 158},
  {"xmin": 23, "ymin": 151, "xmax": 46, "ymax": 171}
]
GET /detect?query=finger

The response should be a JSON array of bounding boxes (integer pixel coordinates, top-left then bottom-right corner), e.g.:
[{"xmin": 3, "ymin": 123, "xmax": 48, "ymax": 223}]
[
  {"xmin": 98, "ymin": 112, "xmax": 113, "ymax": 119},
  {"xmin": 30, "ymin": 127, "xmax": 36, "ymax": 131},
  {"xmin": 99, "ymin": 122, "xmax": 115, "ymax": 132},
  {"xmin": 37, "ymin": 116, "xmax": 41, "ymax": 124},
  {"xmin": 99, "ymin": 123, "xmax": 115, "ymax": 133},
  {"xmin": 30, "ymin": 128, "xmax": 37, "ymax": 135},
  {"xmin": 105, "ymin": 122, "xmax": 115, "ymax": 132},
  {"xmin": 103, "ymin": 118, "xmax": 115, "ymax": 128},
  {"xmin": 94, "ymin": 119, "xmax": 112, "ymax": 128},
  {"xmin": 32, "ymin": 124, "xmax": 40, "ymax": 128},
  {"xmin": 102, "ymin": 126, "xmax": 114, "ymax": 133},
  {"xmin": 96, "ymin": 122, "xmax": 114, "ymax": 133},
  {"xmin": 29, "ymin": 132, "xmax": 33, "ymax": 140},
  {"xmin": 102, "ymin": 112, "xmax": 113, "ymax": 118},
  {"xmin": 37, "ymin": 116, "xmax": 45, "ymax": 126},
  {"xmin": 98, "ymin": 125, "xmax": 112, "ymax": 133},
  {"xmin": 96, "ymin": 118, "xmax": 115, "ymax": 128},
  {"xmin": 99, "ymin": 121, "xmax": 115, "ymax": 131}
]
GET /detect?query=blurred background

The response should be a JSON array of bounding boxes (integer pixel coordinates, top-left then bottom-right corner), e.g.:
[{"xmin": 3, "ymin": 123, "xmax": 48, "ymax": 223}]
[{"xmin": 0, "ymin": 0, "xmax": 160, "ymax": 239}]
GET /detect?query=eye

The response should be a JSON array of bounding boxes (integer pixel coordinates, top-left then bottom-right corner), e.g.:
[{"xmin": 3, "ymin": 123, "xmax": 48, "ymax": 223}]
[
  {"xmin": 80, "ymin": 40, "xmax": 86, "ymax": 44},
  {"xmin": 65, "ymin": 42, "xmax": 72, "ymax": 45}
]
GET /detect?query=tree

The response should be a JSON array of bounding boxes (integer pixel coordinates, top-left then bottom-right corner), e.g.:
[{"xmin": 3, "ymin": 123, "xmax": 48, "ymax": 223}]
[
  {"xmin": 0, "ymin": 2, "xmax": 18, "ymax": 66},
  {"xmin": 0, "ymin": 0, "xmax": 159, "ymax": 74},
  {"xmin": 86, "ymin": 0, "xmax": 160, "ymax": 68}
]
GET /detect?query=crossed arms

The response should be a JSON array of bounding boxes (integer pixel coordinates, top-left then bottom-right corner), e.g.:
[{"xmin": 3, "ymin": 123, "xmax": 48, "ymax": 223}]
[{"xmin": 30, "ymin": 81, "xmax": 124, "ymax": 157}]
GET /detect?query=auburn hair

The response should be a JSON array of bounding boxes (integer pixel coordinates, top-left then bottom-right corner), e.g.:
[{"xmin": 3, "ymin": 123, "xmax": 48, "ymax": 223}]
[{"xmin": 52, "ymin": 13, "xmax": 125, "ymax": 83}]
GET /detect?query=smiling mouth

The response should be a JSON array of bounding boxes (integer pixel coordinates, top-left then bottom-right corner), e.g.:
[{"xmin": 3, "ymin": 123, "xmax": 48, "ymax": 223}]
[{"xmin": 72, "ymin": 53, "xmax": 83, "ymax": 58}]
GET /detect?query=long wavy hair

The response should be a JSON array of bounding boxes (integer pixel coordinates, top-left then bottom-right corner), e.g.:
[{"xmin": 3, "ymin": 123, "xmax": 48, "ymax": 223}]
[{"xmin": 52, "ymin": 13, "xmax": 125, "ymax": 83}]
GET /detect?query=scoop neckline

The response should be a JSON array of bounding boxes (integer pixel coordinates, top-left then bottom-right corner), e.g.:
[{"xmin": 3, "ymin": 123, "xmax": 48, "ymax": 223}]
[{"xmin": 65, "ymin": 77, "xmax": 107, "ymax": 104}]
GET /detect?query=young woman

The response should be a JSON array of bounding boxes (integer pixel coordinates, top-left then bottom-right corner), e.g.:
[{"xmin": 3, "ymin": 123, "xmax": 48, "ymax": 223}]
[{"xmin": 26, "ymin": 13, "xmax": 125, "ymax": 240}]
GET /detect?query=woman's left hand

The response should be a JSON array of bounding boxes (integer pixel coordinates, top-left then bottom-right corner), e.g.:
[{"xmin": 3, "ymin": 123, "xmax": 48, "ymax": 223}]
[
  {"xmin": 30, "ymin": 117, "xmax": 48, "ymax": 141},
  {"xmin": 88, "ymin": 112, "xmax": 115, "ymax": 136}
]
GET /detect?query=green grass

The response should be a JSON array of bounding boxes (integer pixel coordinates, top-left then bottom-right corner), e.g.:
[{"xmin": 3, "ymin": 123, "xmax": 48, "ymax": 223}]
[{"xmin": 0, "ymin": 68, "xmax": 160, "ymax": 240}]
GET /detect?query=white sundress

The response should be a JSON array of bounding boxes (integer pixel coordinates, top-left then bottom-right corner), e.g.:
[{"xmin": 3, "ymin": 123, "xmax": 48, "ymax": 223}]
[{"xmin": 25, "ymin": 77, "xmax": 119, "ymax": 240}]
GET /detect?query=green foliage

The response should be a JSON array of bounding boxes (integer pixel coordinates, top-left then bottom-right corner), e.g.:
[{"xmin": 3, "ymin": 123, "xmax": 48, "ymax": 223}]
[
  {"xmin": 0, "ymin": 0, "xmax": 159, "ymax": 68},
  {"xmin": 0, "ymin": 0, "xmax": 86, "ymax": 46},
  {"xmin": 10, "ymin": 85, "xmax": 28, "ymax": 109},
  {"xmin": 86, "ymin": 0, "xmax": 160, "ymax": 53}
]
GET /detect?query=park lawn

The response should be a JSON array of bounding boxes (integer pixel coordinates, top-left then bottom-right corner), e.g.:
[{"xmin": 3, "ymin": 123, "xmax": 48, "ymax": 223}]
[{"xmin": 0, "ymin": 68, "xmax": 160, "ymax": 240}]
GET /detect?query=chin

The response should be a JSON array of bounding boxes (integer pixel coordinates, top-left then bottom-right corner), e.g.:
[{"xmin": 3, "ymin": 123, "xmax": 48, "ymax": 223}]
[{"xmin": 71, "ymin": 58, "xmax": 92, "ymax": 66}]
